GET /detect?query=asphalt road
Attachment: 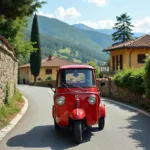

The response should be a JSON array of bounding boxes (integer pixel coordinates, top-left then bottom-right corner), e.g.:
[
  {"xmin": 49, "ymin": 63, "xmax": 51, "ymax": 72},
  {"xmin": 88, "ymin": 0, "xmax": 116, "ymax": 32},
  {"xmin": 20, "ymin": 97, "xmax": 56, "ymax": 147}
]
[{"xmin": 0, "ymin": 85, "xmax": 150, "ymax": 150}]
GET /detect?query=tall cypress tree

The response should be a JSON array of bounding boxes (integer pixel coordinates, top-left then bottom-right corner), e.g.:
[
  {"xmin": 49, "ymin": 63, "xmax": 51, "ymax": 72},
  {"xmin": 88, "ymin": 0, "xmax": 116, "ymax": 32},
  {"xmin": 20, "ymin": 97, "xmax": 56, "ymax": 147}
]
[
  {"xmin": 30, "ymin": 14, "xmax": 41, "ymax": 85},
  {"xmin": 112, "ymin": 13, "xmax": 134, "ymax": 43}
]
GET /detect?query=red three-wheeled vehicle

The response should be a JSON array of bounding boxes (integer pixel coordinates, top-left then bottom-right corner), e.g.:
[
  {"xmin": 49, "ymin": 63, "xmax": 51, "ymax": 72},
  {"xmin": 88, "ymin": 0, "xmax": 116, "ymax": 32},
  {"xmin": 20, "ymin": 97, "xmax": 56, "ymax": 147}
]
[{"xmin": 49, "ymin": 65, "xmax": 106, "ymax": 143}]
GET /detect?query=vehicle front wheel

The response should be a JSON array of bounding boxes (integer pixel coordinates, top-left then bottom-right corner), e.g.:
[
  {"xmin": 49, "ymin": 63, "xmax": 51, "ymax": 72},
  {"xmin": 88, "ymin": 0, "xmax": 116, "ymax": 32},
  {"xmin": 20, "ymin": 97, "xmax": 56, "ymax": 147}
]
[
  {"xmin": 98, "ymin": 117, "xmax": 105, "ymax": 130},
  {"xmin": 54, "ymin": 120, "xmax": 60, "ymax": 130},
  {"xmin": 73, "ymin": 120, "xmax": 83, "ymax": 144}
]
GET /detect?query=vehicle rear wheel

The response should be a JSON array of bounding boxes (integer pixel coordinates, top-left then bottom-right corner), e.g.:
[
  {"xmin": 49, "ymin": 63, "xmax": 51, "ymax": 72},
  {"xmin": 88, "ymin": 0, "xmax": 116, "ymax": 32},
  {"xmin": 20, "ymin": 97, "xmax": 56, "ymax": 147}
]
[
  {"xmin": 54, "ymin": 120, "xmax": 60, "ymax": 130},
  {"xmin": 73, "ymin": 120, "xmax": 83, "ymax": 144},
  {"xmin": 98, "ymin": 117, "xmax": 105, "ymax": 130}
]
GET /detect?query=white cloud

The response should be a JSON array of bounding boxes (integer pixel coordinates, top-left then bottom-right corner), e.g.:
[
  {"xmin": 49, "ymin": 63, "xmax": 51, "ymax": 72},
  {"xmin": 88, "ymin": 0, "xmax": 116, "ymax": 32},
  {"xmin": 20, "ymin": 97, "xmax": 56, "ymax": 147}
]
[
  {"xmin": 98, "ymin": 20, "xmax": 115, "ymax": 28},
  {"xmin": 133, "ymin": 17, "xmax": 150, "ymax": 33},
  {"xmin": 88, "ymin": 0, "xmax": 106, "ymax": 7},
  {"xmin": 38, "ymin": 7, "xmax": 81, "ymax": 21},
  {"xmin": 38, "ymin": 11, "xmax": 54, "ymax": 18},
  {"xmin": 39, "ymin": 8, "xmax": 150, "ymax": 33},
  {"xmin": 79, "ymin": 17, "xmax": 150, "ymax": 33},
  {"xmin": 78, "ymin": 20, "xmax": 115, "ymax": 29},
  {"xmin": 78, "ymin": 21, "xmax": 99, "ymax": 29}
]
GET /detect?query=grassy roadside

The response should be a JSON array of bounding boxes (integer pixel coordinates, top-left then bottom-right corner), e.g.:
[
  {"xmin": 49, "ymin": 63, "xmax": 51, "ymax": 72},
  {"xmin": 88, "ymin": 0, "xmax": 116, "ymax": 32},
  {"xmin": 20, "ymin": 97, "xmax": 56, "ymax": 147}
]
[{"xmin": 0, "ymin": 90, "xmax": 24, "ymax": 129}]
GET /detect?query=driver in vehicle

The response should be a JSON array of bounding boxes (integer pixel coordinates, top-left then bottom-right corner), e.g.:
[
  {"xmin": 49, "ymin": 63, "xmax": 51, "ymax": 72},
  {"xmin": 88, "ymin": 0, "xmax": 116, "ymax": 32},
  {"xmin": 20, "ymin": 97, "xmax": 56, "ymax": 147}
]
[{"xmin": 58, "ymin": 69, "xmax": 95, "ymax": 88}]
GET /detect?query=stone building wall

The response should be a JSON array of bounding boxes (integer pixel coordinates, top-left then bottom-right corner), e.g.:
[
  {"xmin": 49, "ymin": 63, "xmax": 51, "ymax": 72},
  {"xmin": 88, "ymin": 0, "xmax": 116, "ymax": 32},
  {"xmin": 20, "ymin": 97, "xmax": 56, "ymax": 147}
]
[{"xmin": 0, "ymin": 37, "xmax": 18, "ymax": 105}]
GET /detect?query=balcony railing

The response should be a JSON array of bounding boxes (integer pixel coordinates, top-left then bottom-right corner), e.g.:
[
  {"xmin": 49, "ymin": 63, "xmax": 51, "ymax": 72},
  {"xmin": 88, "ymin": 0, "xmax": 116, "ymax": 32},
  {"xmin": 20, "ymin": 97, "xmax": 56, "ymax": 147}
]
[{"xmin": 100, "ymin": 66, "xmax": 116, "ymax": 76}]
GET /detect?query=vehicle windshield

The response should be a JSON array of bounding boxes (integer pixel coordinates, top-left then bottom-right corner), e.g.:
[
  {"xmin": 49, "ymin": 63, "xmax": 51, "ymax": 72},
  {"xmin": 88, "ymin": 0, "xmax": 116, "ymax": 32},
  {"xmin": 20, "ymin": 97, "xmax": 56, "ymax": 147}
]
[{"xmin": 57, "ymin": 69, "xmax": 95, "ymax": 88}]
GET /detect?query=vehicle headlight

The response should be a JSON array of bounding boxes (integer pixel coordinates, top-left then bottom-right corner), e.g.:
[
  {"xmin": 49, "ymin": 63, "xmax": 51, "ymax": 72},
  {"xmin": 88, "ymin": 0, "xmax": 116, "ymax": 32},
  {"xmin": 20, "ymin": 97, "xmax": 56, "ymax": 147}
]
[
  {"xmin": 88, "ymin": 96, "xmax": 96, "ymax": 105},
  {"xmin": 57, "ymin": 96, "xmax": 65, "ymax": 105}
]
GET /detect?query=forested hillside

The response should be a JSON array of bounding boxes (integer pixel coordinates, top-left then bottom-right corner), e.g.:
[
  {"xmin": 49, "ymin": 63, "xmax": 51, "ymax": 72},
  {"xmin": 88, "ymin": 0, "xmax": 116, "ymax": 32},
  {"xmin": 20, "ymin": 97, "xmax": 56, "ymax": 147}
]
[{"xmin": 22, "ymin": 16, "xmax": 113, "ymax": 65}]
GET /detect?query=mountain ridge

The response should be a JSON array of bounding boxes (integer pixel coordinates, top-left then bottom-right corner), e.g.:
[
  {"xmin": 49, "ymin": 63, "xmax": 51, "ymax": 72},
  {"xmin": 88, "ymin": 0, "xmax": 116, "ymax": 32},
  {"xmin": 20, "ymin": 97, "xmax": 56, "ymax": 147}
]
[
  {"xmin": 73, "ymin": 23, "xmax": 145, "ymax": 37},
  {"xmin": 23, "ymin": 16, "xmax": 113, "ymax": 65}
]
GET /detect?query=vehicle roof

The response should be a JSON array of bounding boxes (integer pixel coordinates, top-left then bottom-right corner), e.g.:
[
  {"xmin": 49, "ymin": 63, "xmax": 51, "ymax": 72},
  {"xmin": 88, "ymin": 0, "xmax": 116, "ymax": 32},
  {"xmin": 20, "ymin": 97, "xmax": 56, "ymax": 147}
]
[{"xmin": 59, "ymin": 65, "xmax": 94, "ymax": 70}]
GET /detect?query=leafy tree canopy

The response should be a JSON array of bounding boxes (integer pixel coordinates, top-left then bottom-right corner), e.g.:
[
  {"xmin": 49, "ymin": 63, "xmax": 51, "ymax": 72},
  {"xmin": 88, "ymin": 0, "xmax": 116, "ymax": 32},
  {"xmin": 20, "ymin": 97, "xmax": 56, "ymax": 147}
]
[
  {"xmin": 87, "ymin": 61, "xmax": 100, "ymax": 77},
  {"xmin": 0, "ymin": 0, "xmax": 45, "ymax": 58},
  {"xmin": 112, "ymin": 13, "xmax": 134, "ymax": 43},
  {"xmin": 144, "ymin": 54, "xmax": 150, "ymax": 100}
]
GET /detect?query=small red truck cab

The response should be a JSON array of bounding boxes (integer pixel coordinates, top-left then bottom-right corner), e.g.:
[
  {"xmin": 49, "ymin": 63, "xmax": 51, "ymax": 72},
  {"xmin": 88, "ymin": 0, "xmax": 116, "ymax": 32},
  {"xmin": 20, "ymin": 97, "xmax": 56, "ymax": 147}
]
[{"xmin": 49, "ymin": 64, "xmax": 106, "ymax": 143}]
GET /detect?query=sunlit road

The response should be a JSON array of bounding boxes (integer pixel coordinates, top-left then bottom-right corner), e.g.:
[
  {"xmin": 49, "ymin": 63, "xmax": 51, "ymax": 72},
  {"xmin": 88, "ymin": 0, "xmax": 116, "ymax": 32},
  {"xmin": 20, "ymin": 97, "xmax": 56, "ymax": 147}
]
[{"xmin": 0, "ymin": 85, "xmax": 150, "ymax": 150}]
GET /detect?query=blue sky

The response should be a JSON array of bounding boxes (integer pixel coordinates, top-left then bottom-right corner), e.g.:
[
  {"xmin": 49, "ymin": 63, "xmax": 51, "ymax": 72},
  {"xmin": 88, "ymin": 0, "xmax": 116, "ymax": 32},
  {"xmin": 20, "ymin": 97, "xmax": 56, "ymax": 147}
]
[{"xmin": 37, "ymin": 0, "xmax": 150, "ymax": 33}]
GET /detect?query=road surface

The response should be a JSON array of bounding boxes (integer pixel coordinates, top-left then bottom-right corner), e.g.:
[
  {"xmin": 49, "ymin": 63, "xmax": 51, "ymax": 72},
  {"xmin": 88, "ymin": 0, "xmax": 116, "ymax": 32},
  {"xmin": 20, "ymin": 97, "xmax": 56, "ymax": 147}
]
[{"xmin": 0, "ymin": 85, "xmax": 150, "ymax": 150}]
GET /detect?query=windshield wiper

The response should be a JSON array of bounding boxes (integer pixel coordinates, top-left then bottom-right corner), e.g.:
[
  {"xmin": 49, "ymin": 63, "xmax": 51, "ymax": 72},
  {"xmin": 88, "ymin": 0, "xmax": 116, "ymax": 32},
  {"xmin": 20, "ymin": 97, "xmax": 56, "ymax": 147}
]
[
  {"xmin": 62, "ymin": 83, "xmax": 71, "ymax": 91},
  {"xmin": 71, "ymin": 84, "xmax": 87, "ymax": 92}
]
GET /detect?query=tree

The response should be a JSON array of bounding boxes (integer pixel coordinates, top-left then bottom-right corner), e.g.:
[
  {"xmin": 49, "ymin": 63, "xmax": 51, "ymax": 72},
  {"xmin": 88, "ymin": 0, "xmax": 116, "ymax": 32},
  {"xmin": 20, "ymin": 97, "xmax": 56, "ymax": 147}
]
[
  {"xmin": 144, "ymin": 54, "xmax": 150, "ymax": 100},
  {"xmin": 30, "ymin": 14, "xmax": 41, "ymax": 85},
  {"xmin": 112, "ymin": 13, "xmax": 134, "ymax": 43},
  {"xmin": 106, "ymin": 58, "xmax": 110, "ymax": 66},
  {"xmin": 87, "ymin": 61, "xmax": 100, "ymax": 77},
  {"xmin": 0, "ymin": 0, "xmax": 45, "ymax": 58}
]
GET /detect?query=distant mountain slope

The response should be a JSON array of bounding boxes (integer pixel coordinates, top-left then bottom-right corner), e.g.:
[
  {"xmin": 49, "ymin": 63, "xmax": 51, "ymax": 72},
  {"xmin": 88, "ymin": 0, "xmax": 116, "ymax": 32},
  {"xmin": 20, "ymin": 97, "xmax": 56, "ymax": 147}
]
[
  {"xmin": 25, "ymin": 16, "xmax": 114, "ymax": 65},
  {"xmin": 24, "ymin": 29, "xmax": 109, "ymax": 65},
  {"xmin": 73, "ymin": 24, "xmax": 94, "ymax": 31},
  {"xmin": 73, "ymin": 23, "xmax": 145, "ymax": 37}
]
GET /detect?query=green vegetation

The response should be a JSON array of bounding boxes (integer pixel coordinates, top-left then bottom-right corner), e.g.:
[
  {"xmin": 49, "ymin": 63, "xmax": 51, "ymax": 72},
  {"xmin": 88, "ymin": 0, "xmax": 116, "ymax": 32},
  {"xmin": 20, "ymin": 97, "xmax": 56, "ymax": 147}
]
[
  {"xmin": 0, "ymin": 0, "xmax": 45, "ymax": 59},
  {"xmin": 87, "ymin": 61, "xmax": 102, "ymax": 78},
  {"xmin": 144, "ymin": 55, "xmax": 150, "ymax": 99},
  {"xmin": 59, "ymin": 48, "xmax": 71, "ymax": 54},
  {"xmin": 30, "ymin": 14, "xmax": 41, "ymax": 86},
  {"xmin": 0, "ymin": 90, "xmax": 24, "ymax": 129},
  {"xmin": 4, "ymin": 83, "xmax": 11, "ymax": 105},
  {"xmin": 22, "ymin": 16, "xmax": 113, "ymax": 65},
  {"xmin": 113, "ymin": 68, "xmax": 145, "ymax": 94},
  {"xmin": 73, "ymin": 58, "xmax": 82, "ymax": 63},
  {"xmin": 45, "ymin": 75, "xmax": 54, "ymax": 81},
  {"xmin": 112, "ymin": 13, "xmax": 134, "ymax": 43}
]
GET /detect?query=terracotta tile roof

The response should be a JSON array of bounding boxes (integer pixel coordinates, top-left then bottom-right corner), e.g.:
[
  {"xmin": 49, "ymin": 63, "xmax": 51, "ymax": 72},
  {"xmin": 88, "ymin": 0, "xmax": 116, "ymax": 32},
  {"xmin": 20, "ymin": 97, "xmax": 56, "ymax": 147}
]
[
  {"xmin": 19, "ymin": 56, "xmax": 79, "ymax": 68},
  {"xmin": 104, "ymin": 34, "xmax": 150, "ymax": 51}
]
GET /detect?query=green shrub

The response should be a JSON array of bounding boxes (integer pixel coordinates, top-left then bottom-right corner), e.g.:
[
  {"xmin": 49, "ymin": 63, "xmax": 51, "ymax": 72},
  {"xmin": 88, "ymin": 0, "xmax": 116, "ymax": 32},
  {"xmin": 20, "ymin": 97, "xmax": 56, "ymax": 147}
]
[
  {"xmin": 87, "ymin": 61, "xmax": 100, "ymax": 77},
  {"xmin": 113, "ymin": 68, "xmax": 145, "ymax": 94},
  {"xmin": 128, "ymin": 69, "xmax": 145, "ymax": 93},
  {"xmin": 45, "ymin": 75, "xmax": 54, "ymax": 81},
  {"xmin": 144, "ymin": 54, "xmax": 150, "ymax": 99}
]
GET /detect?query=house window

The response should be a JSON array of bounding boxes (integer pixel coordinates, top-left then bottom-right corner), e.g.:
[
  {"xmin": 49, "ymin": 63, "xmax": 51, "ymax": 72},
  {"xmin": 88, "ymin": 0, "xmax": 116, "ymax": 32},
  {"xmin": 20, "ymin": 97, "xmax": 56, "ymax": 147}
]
[
  {"xmin": 112, "ymin": 56, "xmax": 115, "ymax": 71},
  {"xmin": 138, "ymin": 54, "xmax": 146, "ymax": 64},
  {"xmin": 119, "ymin": 55, "xmax": 123, "ymax": 70},
  {"xmin": 45, "ymin": 69, "xmax": 52, "ymax": 75},
  {"xmin": 116, "ymin": 55, "xmax": 119, "ymax": 70}
]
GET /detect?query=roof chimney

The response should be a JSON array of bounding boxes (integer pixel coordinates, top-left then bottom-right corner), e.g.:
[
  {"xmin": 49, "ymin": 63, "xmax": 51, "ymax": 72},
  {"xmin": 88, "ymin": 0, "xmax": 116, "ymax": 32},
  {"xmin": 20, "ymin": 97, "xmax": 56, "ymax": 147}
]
[{"xmin": 48, "ymin": 55, "xmax": 52, "ymax": 60}]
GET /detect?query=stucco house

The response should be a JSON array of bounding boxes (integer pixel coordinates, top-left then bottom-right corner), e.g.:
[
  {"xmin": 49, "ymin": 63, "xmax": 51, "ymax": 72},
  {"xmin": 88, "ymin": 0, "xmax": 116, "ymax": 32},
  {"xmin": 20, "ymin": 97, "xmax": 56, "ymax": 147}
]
[
  {"xmin": 103, "ymin": 34, "xmax": 150, "ymax": 73},
  {"xmin": 19, "ymin": 56, "xmax": 78, "ymax": 84}
]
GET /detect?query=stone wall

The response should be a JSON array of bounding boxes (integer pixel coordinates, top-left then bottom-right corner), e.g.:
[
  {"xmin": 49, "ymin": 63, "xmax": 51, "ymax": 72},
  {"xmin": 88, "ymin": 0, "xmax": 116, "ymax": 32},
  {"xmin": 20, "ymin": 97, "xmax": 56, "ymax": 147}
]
[
  {"xmin": 97, "ymin": 78, "xmax": 148, "ymax": 105},
  {"xmin": 29, "ymin": 80, "xmax": 56, "ymax": 88},
  {"xmin": 0, "ymin": 37, "xmax": 18, "ymax": 105},
  {"xmin": 29, "ymin": 77, "xmax": 147, "ymax": 106}
]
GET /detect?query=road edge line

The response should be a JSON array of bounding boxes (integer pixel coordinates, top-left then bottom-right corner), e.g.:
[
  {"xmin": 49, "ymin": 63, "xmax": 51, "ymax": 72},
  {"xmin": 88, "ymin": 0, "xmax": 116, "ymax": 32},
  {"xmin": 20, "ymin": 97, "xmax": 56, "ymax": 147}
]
[
  {"xmin": 0, "ymin": 95, "xmax": 29, "ymax": 141},
  {"xmin": 103, "ymin": 98, "xmax": 150, "ymax": 117}
]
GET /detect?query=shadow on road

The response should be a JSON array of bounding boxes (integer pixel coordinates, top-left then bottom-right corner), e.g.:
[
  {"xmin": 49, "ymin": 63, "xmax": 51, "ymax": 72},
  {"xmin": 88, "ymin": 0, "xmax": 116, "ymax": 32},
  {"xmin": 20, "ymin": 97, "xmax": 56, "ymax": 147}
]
[
  {"xmin": 104, "ymin": 98, "xmax": 150, "ymax": 150},
  {"xmin": 7, "ymin": 125, "xmax": 96, "ymax": 149}
]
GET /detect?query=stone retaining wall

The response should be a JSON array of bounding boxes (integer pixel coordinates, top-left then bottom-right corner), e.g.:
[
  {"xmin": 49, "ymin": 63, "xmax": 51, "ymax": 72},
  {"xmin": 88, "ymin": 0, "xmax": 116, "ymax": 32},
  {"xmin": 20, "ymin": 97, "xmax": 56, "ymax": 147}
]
[
  {"xmin": 97, "ymin": 78, "xmax": 148, "ymax": 106},
  {"xmin": 0, "ymin": 36, "xmax": 18, "ymax": 105},
  {"xmin": 29, "ymin": 78, "xmax": 148, "ymax": 106},
  {"xmin": 29, "ymin": 80, "xmax": 56, "ymax": 88}
]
